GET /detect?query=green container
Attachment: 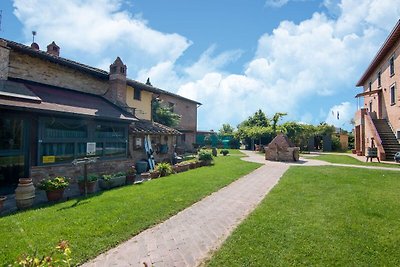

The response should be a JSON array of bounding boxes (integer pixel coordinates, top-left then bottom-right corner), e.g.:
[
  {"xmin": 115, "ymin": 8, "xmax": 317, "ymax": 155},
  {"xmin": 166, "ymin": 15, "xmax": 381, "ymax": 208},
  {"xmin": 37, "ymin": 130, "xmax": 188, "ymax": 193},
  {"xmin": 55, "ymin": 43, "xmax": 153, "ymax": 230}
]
[{"xmin": 135, "ymin": 161, "xmax": 148, "ymax": 174}]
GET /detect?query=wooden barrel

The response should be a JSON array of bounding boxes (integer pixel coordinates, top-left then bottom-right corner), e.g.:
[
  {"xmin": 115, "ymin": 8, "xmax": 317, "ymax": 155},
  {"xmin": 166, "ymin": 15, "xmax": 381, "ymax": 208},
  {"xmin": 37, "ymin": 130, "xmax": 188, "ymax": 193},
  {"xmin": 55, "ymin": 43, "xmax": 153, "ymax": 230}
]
[
  {"xmin": 15, "ymin": 178, "xmax": 35, "ymax": 209},
  {"xmin": 366, "ymin": 147, "xmax": 377, "ymax": 157}
]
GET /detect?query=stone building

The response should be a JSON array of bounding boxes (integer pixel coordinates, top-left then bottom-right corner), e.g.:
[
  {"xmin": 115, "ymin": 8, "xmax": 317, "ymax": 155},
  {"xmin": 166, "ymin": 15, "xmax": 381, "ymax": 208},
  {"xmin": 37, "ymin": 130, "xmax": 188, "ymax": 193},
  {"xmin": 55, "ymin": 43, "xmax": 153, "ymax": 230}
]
[
  {"xmin": 354, "ymin": 20, "xmax": 400, "ymax": 160},
  {"xmin": 133, "ymin": 78, "xmax": 201, "ymax": 152},
  {"xmin": 0, "ymin": 38, "xmax": 199, "ymax": 192}
]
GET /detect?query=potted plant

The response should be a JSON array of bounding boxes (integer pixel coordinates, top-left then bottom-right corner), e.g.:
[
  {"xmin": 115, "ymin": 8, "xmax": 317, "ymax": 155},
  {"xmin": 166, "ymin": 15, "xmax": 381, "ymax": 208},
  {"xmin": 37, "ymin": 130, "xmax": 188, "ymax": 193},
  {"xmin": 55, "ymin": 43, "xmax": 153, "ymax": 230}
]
[
  {"xmin": 126, "ymin": 166, "xmax": 137, "ymax": 185},
  {"xmin": 0, "ymin": 196, "xmax": 6, "ymax": 209},
  {"xmin": 78, "ymin": 174, "xmax": 98, "ymax": 195},
  {"xmin": 155, "ymin": 162, "xmax": 173, "ymax": 177},
  {"xmin": 38, "ymin": 176, "xmax": 69, "ymax": 202},
  {"xmin": 198, "ymin": 151, "xmax": 213, "ymax": 166},
  {"xmin": 99, "ymin": 172, "xmax": 126, "ymax": 190}
]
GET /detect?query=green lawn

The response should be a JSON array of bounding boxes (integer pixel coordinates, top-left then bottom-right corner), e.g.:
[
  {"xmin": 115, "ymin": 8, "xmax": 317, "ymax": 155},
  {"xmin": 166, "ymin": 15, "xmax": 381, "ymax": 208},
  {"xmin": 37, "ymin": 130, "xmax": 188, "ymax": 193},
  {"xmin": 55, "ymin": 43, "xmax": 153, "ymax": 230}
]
[
  {"xmin": 0, "ymin": 153, "xmax": 261, "ymax": 265},
  {"xmin": 208, "ymin": 166, "xmax": 400, "ymax": 266},
  {"xmin": 307, "ymin": 154, "xmax": 400, "ymax": 168}
]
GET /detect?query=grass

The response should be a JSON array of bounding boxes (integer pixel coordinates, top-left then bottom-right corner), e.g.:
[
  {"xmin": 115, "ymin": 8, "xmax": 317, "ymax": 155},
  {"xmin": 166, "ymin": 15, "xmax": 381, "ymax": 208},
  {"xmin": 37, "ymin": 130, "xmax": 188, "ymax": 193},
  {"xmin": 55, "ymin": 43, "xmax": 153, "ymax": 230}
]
[
  {"xmin": 0, "ymin": 152, "xmax": 261, "ymax": 265},
  {"xmin": 306, "ymin": 154, "xmax": 400, "ymax": 168},
  {"xmin": 207, "ymin": 166, "xmax": 400, "ymax": 266}
]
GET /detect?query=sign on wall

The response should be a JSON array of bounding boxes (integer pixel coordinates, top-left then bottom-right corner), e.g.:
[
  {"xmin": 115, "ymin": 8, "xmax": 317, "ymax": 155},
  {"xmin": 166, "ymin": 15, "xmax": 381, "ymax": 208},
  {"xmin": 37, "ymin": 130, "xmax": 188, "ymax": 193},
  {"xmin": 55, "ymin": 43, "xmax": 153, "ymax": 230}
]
[
  {"xmin": 42, "ymin": 156, "xmax": 55, "ymax": 164},
  {"xmin": 86, "ymin": 142, "xmax": 96, "ymax": 155}
]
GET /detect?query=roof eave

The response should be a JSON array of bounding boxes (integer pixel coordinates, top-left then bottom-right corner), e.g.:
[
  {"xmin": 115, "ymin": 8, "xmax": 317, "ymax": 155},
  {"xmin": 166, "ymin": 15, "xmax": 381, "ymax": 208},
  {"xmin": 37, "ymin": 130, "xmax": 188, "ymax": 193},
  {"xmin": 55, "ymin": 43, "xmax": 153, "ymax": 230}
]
[{"xmin": 356, "ymin": 19, "xmax": 400, "ymax": 87}]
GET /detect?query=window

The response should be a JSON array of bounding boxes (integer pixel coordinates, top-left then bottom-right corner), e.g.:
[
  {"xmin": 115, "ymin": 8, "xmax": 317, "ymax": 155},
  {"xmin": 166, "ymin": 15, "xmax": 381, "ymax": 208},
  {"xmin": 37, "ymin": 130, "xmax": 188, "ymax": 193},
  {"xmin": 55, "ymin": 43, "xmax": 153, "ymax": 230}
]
[
  {"xmin": 369, "ymin": 81, "xmax": 372, "ymax": 91},
  {"xmin": 134, "ymin": 87, "xmax": 141, "ymax": 100},
  {"xmin": 168, "ymin": 102, "xmax": 175, "ymax": 112},
  {"xmin": 378, "ymin": 71, "xmax": 381, "ymax": 87},
  {"xmin": 390, "ymin": 55, "xmax": 395, "ymax": 76},
  {"xmin": 38, "ymin": 118, "xmax": 128, "ymax": 165},
  {"xmin": 390, "ymin": 85, "xmax": 396, "ymax": 105}
]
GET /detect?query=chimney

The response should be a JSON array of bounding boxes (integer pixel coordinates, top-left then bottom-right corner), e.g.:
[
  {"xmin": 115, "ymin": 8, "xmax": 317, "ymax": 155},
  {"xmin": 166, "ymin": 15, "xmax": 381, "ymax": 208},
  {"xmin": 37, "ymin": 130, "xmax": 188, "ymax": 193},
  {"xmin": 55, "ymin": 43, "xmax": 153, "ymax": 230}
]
[
  {"xmin": 0, "ymin": 40, "xmax": 10, "ymax": 80},
  {"xmin": 31, "ymin": 42, "xmax": 40, "ymax": 50},
  {"xmin": 106, "ymin": 56, "xmax": 128, "ymax": 107},
  {"xmin": 47, "ymin": 41, "xmax": 60, "ymax": 56}
]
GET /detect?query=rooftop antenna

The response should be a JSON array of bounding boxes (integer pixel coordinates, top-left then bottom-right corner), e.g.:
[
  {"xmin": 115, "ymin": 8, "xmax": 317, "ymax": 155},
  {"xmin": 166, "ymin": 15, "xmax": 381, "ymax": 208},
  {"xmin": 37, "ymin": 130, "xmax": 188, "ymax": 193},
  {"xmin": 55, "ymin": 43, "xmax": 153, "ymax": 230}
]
[{"xmin": 32, "ymin": 31, "xmax": 37, "ymax": 43}]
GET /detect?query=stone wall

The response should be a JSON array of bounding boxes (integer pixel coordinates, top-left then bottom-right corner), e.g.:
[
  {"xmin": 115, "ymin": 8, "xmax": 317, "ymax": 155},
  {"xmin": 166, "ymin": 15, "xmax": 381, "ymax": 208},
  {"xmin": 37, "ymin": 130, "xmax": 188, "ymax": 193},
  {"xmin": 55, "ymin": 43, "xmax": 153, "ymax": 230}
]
[
  {"xmin": 8, "ymin": 50, "xmax": 109, "ymax": 94},
  {"xmin": 30, "ymin": 159, "xmax": 135, "ymax": 185}
]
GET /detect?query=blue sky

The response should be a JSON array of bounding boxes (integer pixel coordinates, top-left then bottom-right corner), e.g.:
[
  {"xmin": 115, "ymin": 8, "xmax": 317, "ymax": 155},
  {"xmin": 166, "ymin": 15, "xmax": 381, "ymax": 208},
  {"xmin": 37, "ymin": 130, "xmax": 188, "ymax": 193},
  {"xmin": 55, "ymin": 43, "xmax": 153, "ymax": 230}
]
[{"xmin": 1, "ymin": 0, "xmax": 400, "ymax": 131}]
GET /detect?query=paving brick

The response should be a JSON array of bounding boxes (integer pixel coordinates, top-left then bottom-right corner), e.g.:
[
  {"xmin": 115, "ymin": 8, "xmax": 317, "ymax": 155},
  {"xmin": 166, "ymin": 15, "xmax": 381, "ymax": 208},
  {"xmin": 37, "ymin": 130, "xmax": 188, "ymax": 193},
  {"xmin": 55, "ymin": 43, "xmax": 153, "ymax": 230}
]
[{"xmin": 81, "ymin": 151, "xmax": 289, "ymax": 267}]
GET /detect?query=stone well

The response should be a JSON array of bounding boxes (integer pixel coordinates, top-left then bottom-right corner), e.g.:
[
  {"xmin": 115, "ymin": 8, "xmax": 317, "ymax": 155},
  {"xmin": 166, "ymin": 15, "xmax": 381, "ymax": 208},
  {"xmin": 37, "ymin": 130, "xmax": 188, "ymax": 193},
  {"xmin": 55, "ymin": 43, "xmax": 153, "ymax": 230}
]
[{"xmin": 265, "ymin": 133, "xmax": 300, "ymax": 162}]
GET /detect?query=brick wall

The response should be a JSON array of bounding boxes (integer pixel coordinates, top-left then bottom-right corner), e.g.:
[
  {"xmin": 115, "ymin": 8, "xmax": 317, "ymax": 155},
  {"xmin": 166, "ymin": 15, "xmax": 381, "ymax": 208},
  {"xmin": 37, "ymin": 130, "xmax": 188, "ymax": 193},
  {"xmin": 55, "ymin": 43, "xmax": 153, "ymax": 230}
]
[
  {"xmin": 8, "ymin": 50, "xmax": 109, "ymax": 94},
  {"xmin": 30, "ymin": 159, "xmax": 135, "ymax": 185}
]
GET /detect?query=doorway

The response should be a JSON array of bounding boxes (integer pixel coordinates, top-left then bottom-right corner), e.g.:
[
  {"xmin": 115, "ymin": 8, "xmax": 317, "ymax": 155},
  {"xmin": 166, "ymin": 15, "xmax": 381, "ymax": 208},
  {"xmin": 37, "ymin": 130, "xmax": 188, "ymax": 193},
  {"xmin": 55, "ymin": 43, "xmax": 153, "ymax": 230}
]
[{"xmin": 0, "ymin": 116, "xmax": 29, "ymax": 195}]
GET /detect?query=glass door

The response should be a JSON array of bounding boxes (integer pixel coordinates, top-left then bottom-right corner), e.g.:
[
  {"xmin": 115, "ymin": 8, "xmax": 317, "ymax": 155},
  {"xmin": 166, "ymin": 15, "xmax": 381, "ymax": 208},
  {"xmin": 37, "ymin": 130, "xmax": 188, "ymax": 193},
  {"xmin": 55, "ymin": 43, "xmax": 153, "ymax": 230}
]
[{"xmin": 0, "ymin": 116, "xmax": 28, "ymax": 195}]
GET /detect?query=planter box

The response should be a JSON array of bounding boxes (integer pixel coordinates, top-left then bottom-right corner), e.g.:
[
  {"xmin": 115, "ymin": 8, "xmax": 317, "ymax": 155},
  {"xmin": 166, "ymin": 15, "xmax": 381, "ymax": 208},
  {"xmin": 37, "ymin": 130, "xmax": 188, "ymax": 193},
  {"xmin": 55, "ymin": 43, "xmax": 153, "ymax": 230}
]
[
  {"xmin": 126, "ymin": 174, "xmax": 136, "ymax": 185},
  {"xmin": 174, "ymin": 164, "xmax": 190, "ymax": 173},
  {"xmin": 140, "ymin": 172, "xmax": 151, "ymax": 180},
  {"xmin": 78, "ymin": 181, "xmax": 97, "ymax": 194},
  {"xmin": 150, "ymin": 171, "xmax": 160, "ymax": 179},
  {"xmin": 99, "ymin": 176, "xmax": 126, "ymax": 190}
]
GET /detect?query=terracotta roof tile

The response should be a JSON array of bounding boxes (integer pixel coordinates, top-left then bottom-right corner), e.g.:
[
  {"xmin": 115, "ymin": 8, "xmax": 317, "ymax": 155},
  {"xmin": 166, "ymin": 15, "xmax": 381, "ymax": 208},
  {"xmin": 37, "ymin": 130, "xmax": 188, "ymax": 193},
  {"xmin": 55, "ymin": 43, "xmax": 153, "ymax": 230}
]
[{"xmin": 130, "ymin": 120, "xmax": 181, "ymax": 135}]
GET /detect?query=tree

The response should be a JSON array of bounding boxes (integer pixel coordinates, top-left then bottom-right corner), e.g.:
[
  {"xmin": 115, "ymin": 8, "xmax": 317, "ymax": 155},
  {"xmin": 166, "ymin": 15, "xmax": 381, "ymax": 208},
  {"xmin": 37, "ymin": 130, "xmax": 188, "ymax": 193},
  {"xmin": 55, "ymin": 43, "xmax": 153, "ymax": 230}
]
[
  {"xmin": 240, "ymin": 109, "xmax": 270, "ymax": 127},
  {"xmin": 151, "ymin": 99, "xmax": 181, "ymax": 127},
  {"xmin": 218, "ymin": 123, "xmax": 234, "ymax": 136},
  {"xmin": 272, "ymin": 112, "xmax": 287, "ymax": 134}
]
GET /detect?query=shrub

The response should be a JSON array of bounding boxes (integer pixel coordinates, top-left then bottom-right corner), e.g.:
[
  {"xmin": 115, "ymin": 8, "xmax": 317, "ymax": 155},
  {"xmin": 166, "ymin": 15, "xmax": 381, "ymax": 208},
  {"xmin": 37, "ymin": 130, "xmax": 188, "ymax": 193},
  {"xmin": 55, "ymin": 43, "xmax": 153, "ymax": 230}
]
[
  {"xmin": 101, "ymin": 172, "xmax": 126, "ymax": 181},
  {"xmin": 37, "ymin": 177, "xmax": 69, "ymax": 191},
  {"xmin": 155, "ymin": 162, "xmax": 173, "ymax": 177},
  {"xmin": 220, "ymin": 149, "xmax": 229, "ymax": 156},
  {"xmin": 198, "ymin": 151, "xmax": 213, "ymax": 161},
  {"xmin": 78, "ymin": 174, "xmax": 98, "ymax": 182}
]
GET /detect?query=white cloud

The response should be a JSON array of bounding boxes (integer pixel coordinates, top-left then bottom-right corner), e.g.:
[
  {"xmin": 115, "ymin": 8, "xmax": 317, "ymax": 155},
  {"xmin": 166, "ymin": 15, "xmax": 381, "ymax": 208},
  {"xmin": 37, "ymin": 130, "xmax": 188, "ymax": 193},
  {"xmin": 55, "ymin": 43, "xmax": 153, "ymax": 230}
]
[
  {"xmin": 175, "ymin": 0, "xmax": 400, "ymax": 130},
  {"xmin": 265, "ymin": 0, "xmax": 289, "ymax": 8},
  {"xmin": 325, "ymin": 102, "xmax": 356, "ymax": 128},
  {"xmin": 13, "ymin": 0, "xmax": 191, "ymax": 72},
  {"xmin": 11, "ymin": 0, "xmax": 400, "ymax": 131}
]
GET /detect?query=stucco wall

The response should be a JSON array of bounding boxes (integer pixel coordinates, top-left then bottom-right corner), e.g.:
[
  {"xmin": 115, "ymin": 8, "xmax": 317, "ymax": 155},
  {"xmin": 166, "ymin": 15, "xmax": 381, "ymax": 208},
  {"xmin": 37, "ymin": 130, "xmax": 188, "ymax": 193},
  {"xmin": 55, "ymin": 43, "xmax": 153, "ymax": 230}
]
[
  {"xmin": 126, "ymin": 85, "xmax": 152, "ymax": 120},
  {"xmin": 8, "ymin": 50, "xmax": 109, "ymax": 94}
]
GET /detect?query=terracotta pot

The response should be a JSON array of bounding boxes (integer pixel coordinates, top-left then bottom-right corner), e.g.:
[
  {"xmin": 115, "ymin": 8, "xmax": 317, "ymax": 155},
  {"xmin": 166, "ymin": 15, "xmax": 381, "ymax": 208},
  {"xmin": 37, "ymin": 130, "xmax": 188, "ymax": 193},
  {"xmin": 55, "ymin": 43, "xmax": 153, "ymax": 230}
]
[
  {"xmin": 15, "ymin": 178, "xmax": 35, "ymax": 209},
  {"xmin": 46, "ymin": 189, "xmax": 65, "ymax": 202},
  {"xmin": 0, "ymin": 196, "xmax": 6, "ymax": 209},
  {"xmin": 78, "ymin": 181, "xmax": 97, "ymax": 194}
]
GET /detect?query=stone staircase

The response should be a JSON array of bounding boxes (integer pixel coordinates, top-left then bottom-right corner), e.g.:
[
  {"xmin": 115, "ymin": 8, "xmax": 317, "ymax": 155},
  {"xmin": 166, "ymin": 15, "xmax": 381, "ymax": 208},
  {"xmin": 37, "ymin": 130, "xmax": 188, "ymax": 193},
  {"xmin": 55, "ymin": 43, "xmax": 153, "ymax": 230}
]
[{"xmin": 373, "ymin": 119, "xmax": 400, "ymax": 161}]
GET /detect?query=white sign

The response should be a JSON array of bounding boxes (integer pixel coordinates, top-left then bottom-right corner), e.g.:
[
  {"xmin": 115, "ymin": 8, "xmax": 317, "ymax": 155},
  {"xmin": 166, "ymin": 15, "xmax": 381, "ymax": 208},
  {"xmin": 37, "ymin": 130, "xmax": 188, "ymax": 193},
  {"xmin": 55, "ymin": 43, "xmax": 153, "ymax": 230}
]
[{"xmin": 87, "ymin": 142, "xmax": 96, "ymax": 155}]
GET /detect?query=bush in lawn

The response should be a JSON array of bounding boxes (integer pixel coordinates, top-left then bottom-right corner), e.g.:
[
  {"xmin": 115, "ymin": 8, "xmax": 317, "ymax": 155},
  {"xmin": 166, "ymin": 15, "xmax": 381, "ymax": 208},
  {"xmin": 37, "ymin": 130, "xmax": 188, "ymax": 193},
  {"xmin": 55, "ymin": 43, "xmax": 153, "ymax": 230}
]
[
  {"xmin": 198, "ymin": 151, "xmax": 213, "ymax": 165},
  {"xmin": 220, "ymin": 149, "xmax": 229, "ymax": 156}
]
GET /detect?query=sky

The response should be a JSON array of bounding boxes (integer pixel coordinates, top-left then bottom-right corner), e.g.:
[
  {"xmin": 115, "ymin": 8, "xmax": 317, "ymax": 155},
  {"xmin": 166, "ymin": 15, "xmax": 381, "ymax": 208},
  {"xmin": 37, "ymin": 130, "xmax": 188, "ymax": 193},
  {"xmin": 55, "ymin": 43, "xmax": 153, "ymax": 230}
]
[{"xmin": 1, "ymin": 0, "xmax": 400, "ymax": 131}]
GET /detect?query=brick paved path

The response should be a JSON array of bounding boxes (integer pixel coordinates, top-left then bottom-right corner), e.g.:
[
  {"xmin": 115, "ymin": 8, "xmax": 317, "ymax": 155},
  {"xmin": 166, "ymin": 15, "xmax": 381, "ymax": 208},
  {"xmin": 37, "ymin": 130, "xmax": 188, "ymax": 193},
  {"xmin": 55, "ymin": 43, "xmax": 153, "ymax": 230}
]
[{"xmin": 82, "ymin": 152, "xmax": 289, "ymax": 267}]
